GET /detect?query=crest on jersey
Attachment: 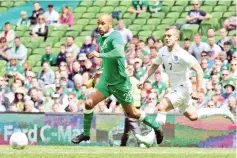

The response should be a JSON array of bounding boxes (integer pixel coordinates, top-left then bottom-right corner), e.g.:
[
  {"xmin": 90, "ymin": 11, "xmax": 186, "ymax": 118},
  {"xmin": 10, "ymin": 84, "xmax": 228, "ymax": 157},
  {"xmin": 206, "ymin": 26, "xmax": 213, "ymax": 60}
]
[{"xmin": 172, "ymin": 55, "xmax": 180, "ymax": 63}]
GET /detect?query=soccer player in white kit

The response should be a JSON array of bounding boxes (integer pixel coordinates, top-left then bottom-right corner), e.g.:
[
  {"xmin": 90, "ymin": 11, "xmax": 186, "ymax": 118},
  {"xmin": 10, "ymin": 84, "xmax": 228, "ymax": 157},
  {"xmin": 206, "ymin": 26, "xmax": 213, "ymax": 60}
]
[{"xmin": 136, "ymin": 26, "xmax": 235, "ymax": 147}]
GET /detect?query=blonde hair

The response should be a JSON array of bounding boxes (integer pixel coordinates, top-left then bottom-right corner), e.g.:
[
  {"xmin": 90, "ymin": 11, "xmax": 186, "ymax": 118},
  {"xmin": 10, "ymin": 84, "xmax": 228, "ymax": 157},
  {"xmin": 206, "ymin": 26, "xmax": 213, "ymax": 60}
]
[{"xmin": 165, "ymin": 26, "xmax": 180, "ymax": 40}]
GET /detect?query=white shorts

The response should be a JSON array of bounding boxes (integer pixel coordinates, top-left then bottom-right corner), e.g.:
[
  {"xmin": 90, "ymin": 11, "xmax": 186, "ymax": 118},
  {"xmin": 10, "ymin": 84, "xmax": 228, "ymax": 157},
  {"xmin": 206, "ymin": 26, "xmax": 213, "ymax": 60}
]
[{"xmin": 165, "ymin": 86, "xmax": 193, "ymax": 113}]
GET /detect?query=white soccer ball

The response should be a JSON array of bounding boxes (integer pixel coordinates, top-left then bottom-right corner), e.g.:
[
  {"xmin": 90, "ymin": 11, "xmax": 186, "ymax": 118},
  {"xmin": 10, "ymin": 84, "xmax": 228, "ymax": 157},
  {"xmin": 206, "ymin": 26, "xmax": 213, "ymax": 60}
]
[{"xmin": 10, "ymin": 132, "xmax": 28, "ymax": 150}]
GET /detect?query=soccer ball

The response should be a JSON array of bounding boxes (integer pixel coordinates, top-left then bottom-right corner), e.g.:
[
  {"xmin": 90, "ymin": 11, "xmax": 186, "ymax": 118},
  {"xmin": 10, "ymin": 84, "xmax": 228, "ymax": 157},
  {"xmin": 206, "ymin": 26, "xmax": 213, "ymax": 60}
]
[{"xmin": 10, "ymin": 132, "xmax": 28, "ymax": 150}]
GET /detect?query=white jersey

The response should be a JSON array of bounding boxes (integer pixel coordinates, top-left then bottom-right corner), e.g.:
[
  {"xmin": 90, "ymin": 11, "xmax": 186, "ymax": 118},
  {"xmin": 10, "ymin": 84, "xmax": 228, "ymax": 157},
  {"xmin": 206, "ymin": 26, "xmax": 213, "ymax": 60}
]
[{"xmin": 154, "ymin": 45, "xmax": 198, "ymax": 90}]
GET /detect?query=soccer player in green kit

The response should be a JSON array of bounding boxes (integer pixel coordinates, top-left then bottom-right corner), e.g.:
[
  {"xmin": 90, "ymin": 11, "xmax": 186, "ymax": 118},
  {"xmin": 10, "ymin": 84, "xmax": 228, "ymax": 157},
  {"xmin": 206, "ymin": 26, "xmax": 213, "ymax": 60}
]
[{"xmin": 71, "ymin": 14, "xmax": 161, "ymax": 144}]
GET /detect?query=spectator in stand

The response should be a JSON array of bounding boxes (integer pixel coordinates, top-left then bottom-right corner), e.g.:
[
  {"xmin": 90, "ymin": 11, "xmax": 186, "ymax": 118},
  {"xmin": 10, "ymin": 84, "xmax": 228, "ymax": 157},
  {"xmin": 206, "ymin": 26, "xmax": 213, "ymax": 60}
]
[
  {"xmin": 218, "ymin": 51, "xmax": 229, "ymax": 70},
  {"xmin": 227, "ymin": 97, "xmax": 236, "ymax": 115},
  {"xmin": 150, "ymin": 46, "xmax": 158, "ymax": 59},
  {"xmin": 149, "ymin": 0, "xmax": 162, "ymax": 13},
  {"xmin": 142, "ymin": 55, "xmax": 151, "ymax": 70},
  {"xmin": 137, "ymin": 40, "xmax": 149, "ymax": 55},
  {"xmin": 131, "ymin": 35, "xmax": 140, "ymax": 46},
  {"xmin": 129, "ymin": 0, "xmax": 148, "ymax": 15},
  {"xmin": 0, "ymin": 37, "xmax": 10, "ymax": 61},
  {"xmin": 221, "ymin": 70, "xmax": 230, "ymax": 86},
  {"xmin": 69, "ymin": 61, "xmax": 80, "ymax": 81},
  {"xmin": 17, "ymin": 11, "xmax": 30, "ymax": 27},
  {"xmin": 222, "ymin": 78, "xmax": 236, "ymax": 103},
  {"xmin": 116, "ymin": 20, "xmax": 133, "ymax": 44},
  {"xmin": 224, "ymin": 7, "xmax": 237, "ymax": 31},
  {"xmin": 154, "ymin": 39, "xmax": 163, "ymax": 51},
  {"xmin": 79, "ymin": 36, "xmax": 95, "ymax": 56},
  {"xmin": 66, "ymin": 36, "xmax": 79, "ymax": 60},
  {"xmin": 11, "ymin": 87, "xmax": 25, "ymax": 112},
  {"xmin": 5, "ymin": 57, "xmax": 24, "ymax": 76},
  {"xmin": 72, "ymin": 74, "xmax": 83, "ymax": 100},
  {"xmin": 58, "ymin": 61, "xmax": 68, "ymax": 72},
  {"xmin": 189, "ymin": 33, "xmax": 209, "ymax": 62},
  {"xmin": 126, "ymin": 42, "xmax": 136, "ymax": 55},
  {"xmin": 229, "ymin": 59, "xmax": 237, "ymax": 79},
  {"xmin": 231, "ymin": 34, "xmax": 237, "ymax": 52},
  {"xmin": 41, "ymin": 45, "xmax": 56, "ymax": 66},
  {"xmin": 134, "ymin": 58, "xmax": 145, "ymax": 80},
  {"xmin": 60, "ymin": 70, "xmax": 74, "ymax": 89},
  {"xmin": 43, "ymin": 89, "xmax": 54, "ymax": 112},
  {"xmin": 66, "ymin": 92, "xmax": 81, "ymax": 112},
  {"xmin": 207, "ymin": 28, "xmax": 215, "ymax": 38},
  {"xmin": 0, "ymin": 90, "xmax": 10, "ymax": 111},
  {"xmin": 185, "ymin": 0, "xmax": 211, "ymax": 27},
  {"xmin": 152, "ymin": 71, "xmax": 167, "ymax": 100},
  {"xmin": 223, "ymin": 41, "xmax": 233, "ymax": 62},
  {"xmin": 24, "ymin": 100, "xmax": 39, "ymax": 112},
  {"xmin": 59, "ymin": 5, "xmax": 74, "ymax": 27},
  {"xmin": 38, "ymin": 62, "xmax": 55, "ymax": 86},
  {"xmin": 52, "ymin": 103, "xmax": 65, "ymax": 112},
  {"xmin": 29, "ymin": 87, "xmax": 43, "ymax": 108},
  {"xmin": 29, "ymin": 2, "xmax": 45, "ymax": 27},
  {"xmin": 207, "ymin": 37, "xmax": 222, "ymax": 59},
  {"xmin": 8, "ymin": 37, "xmax": 27, "ymax": 66},
  {"xmin": 66, "ymin": 52, "xmax": 74, "ymax": 73},
  {"xmin": 56, "ymin": 44, "xmax": 67, "ymax": 66},
  {"xmin": 217, "ymin": 28, "xmax": 231, "ymax": 50},
  {"xmin": 144, "ymin": 36, "xmax": 155, "ymax": 53},
  {"xmin": 0, "ymin": 22, "xmax": 15, "ymax": 47},
  {"xmin": 44, "ymin": 4, "xmax": 59, "ymax": 26},
  {"xmin": 30, "ymin": 14, "xmax": 48, "ymax": 41},
  {"xmin": 183, "ymin": 38, "xmax": 191, "ymax": 52},
  {"xmin": 78, "ymin": 53, "xmax": 88, "ymax": 74}
]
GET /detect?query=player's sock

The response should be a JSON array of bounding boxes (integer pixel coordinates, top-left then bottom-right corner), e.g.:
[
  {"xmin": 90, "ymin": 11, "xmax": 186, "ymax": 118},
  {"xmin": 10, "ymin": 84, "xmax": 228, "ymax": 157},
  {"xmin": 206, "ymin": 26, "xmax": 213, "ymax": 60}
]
[
  {"xmin": 83, "ymin": 108, "xmax": 94, "ymax": 136},
  {"xmin": 197, "ymin": 108, "xmax": 226, "ymax": 119},
  {"xmin": 139, "ymin": 111, "xmax": 161, "ymax": 130},
  {"xmin": 155, "ymin": 112, "xmax": 167, "ymax": 125}
]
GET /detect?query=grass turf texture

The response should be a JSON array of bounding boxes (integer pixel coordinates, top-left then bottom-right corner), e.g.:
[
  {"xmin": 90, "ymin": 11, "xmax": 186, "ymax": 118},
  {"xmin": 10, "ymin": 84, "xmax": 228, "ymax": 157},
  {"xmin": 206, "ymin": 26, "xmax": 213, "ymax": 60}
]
[{"xmin": 1, "ymin": 146, "xmax": 235, "ymax": 158}]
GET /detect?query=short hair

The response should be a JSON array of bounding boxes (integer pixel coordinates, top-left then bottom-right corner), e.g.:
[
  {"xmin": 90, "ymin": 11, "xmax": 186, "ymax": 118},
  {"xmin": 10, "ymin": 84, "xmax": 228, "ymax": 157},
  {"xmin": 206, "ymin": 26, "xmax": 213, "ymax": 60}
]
[
  {"xmin": 4, "ymin": 22, "xmax": 10, "ymax": 25},
  {"xmin": 232, "ymin": 34, "xmax": 236, "ymax": 37},
  {"xmin": 194, "ymin": 33, "xmax": 201, "ymax": 37},
  {"xmin": 15, "ymin": 37, "xmax": 20, "ymax": 40},
  {"xmin": 67, "ymin": 36, "xmax": 74, "ymax": 40},
  {"xmin": 224, "ymin": 41, "xmax": 231, "ymax": 45},
  {"xmin": 68, "ymin": 92, "xmax": 77, "ymax": 98},
  {"xmin": 133, "ymin": 35, "xmax": 139, "ymax": 39},
  {"xmin": 150, "ymin": 46, "xmax": 157, "ymax": 50},
  {"xmin": 30, "ymin": 87, "xmax": 38, "ymax": 93},
  {"xmin": 165, "ymin": 26, "xmax": 180, "ymax": 39},
  {"xmin": 0, "ymin": 37, "xmax": 7, "ymax": 42},
  {"xmin": 60, "ymin": 43, "xmax": 66, "ymax": 47},
  {"xmin": 184, "ymin": 38, "xmax": 190, "ymax": 41}
]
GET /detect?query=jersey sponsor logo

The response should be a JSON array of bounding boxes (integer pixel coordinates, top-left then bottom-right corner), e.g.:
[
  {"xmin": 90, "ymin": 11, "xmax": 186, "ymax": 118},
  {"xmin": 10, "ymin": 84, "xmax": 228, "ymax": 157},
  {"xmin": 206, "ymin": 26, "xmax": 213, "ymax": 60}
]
[{"xmin": 123, "ymin": 91, "xmax": 133, "ymax": 102}]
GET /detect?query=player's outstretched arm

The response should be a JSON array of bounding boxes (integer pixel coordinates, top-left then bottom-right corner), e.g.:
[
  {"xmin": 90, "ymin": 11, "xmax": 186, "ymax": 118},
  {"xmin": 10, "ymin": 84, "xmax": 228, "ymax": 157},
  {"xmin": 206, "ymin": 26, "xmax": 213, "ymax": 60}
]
[
  {"xmin": 192, "ymin": 63, "xmax": 204, "ymax": 95},
  {"xmin": 139, "ymin": 63, "xmax": 159, "ymax": 86}
]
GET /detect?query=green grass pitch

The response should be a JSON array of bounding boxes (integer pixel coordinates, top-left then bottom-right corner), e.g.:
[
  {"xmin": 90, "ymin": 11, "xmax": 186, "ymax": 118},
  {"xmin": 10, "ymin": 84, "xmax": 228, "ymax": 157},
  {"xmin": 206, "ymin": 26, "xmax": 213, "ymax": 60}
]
[{"xmin": 1, "ymin": 146, "xmax": 236, "ymax": 158}]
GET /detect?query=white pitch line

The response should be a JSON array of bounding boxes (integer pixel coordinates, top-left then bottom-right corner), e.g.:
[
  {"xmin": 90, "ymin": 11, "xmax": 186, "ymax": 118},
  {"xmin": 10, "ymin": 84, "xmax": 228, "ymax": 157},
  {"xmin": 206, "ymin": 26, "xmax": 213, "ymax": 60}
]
[{"xmin": 1, "ymin": 151, "xmax": 235, "ymax": 155}]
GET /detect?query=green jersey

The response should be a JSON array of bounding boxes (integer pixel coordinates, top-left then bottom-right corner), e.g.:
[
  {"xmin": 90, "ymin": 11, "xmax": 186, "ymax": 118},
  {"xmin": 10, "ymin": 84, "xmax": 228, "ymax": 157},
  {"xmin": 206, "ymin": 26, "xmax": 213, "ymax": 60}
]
[
  {"xmin": 97, "ymin": 30, "xmax": 129, "ymax": 85},
  {"xmin": 132, "ymin": 0, "xmax": 148, "ymax": 11},
  {"xmin": 41, "ymin": 53, "xmax": 57, "ymax": 66}
]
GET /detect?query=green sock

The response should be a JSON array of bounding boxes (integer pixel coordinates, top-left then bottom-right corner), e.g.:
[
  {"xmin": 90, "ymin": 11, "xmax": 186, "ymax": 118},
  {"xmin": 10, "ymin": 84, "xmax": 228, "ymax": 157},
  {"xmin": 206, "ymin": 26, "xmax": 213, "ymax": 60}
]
[
  {"xmin": 83, "ymin": 111, "xmax": 94, "ymax": 136},
  {"xmin": 142, "ymin": 114, "xmax": 161, "ymax": 130}
]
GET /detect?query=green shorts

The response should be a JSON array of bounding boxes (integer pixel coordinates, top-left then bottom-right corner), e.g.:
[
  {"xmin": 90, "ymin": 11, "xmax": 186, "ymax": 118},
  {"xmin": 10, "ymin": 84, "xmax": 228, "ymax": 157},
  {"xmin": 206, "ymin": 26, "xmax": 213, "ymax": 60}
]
[{"xmin": 95, "ymin": 79, "xmax": 134, "ymax": 106}]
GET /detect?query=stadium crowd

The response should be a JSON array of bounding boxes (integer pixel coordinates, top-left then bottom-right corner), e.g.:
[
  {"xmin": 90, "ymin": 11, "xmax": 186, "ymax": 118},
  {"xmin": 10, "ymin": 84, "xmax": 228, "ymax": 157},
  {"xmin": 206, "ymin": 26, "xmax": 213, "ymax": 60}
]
[{"xmin": 0, "ymin": 0, "xmax": 236, "ymax": 115}]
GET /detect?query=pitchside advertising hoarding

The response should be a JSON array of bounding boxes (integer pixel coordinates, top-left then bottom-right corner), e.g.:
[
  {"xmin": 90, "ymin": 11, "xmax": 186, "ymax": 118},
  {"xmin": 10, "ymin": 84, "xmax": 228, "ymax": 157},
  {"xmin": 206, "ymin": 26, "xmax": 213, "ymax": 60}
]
[{"xmin": 0, "ymin": 113, "xmax": 236, "ymax": 148}]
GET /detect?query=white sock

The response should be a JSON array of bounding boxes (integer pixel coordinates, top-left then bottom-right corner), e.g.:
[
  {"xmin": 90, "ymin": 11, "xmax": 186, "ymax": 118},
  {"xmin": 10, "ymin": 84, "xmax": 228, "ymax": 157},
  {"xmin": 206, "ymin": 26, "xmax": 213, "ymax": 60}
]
[
  {"xmin": 197, "ymin": 108, "xmax": 224, "ymax": 119},
  {"xmin": 139, "ymin": 110, "xmax": 146, "ymax": 121},
  {"xmin": 155, "ymin": 112, "xmax": 167, "ymax": 125},
  {"xmin": 83, "ymin": 108, "xmax": 94, "ymax": 114}
]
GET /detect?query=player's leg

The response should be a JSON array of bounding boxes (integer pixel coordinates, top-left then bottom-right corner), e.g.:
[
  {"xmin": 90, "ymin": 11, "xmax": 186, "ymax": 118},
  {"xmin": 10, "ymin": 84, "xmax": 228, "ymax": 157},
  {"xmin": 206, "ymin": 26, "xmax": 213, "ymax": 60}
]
[
  {"xmin": 183, "ymin": 104, "xmax": 235, "ymax": 123},
  {"xmin": 120, "ymin": 116, "xmax": 130, "ymax": 146},
  {"xmin": 72, "ymin": 80, "xmax": 110, "ymax": 144},
  {"xmin": 71, "ymin": 89, "xmax": 106, "ymax": 144}
]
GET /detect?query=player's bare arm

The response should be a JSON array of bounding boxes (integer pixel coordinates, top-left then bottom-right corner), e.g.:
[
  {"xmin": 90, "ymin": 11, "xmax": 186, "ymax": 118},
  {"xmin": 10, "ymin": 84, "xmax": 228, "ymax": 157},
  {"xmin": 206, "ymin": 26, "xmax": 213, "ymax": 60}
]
[
  {"xmin": 138, "ymin": 63, "xmax": 159, "ymax": 89},
  {"xmin": 191, "ymin": 63, "xmax": 204, "ymax": 99}
]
